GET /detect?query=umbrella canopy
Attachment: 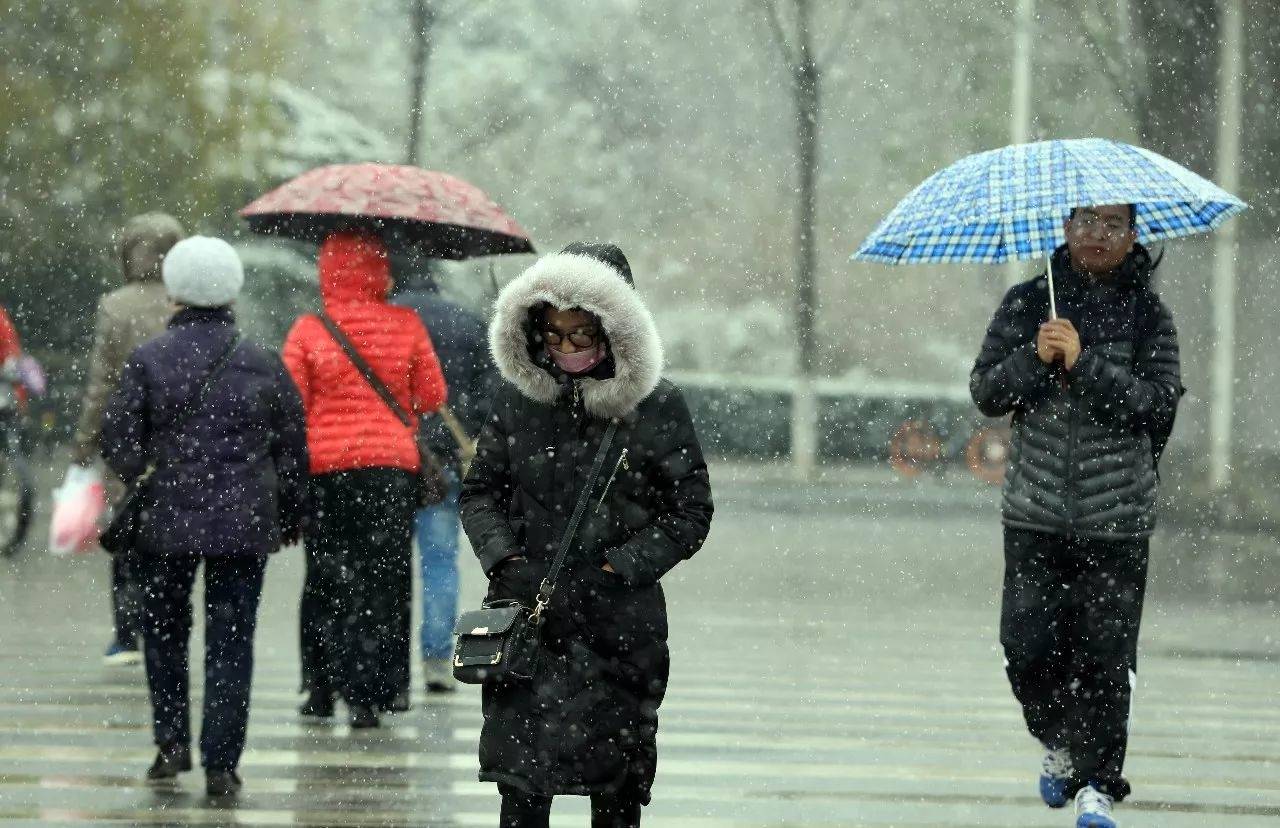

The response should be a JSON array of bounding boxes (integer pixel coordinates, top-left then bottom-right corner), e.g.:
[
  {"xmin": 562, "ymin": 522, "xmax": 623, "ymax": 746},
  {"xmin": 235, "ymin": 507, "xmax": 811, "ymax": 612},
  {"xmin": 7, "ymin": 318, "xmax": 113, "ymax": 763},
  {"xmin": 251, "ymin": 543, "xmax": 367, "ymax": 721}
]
[
  {"xmin": 854, "ymin": 139, "xmax": 1246, "ymax": 266},
  {"xmin": 240, "ymin": 163, "xmax": 535, "ymax": 260}
]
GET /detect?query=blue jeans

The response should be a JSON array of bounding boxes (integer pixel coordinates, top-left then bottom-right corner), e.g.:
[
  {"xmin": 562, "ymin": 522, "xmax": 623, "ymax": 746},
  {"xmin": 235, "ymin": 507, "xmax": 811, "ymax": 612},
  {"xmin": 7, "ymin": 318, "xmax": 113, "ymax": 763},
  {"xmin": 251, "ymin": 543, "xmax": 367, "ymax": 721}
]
[{"xmin": 417, "ymin": 472, "xmax": 461, "ymax": 661}]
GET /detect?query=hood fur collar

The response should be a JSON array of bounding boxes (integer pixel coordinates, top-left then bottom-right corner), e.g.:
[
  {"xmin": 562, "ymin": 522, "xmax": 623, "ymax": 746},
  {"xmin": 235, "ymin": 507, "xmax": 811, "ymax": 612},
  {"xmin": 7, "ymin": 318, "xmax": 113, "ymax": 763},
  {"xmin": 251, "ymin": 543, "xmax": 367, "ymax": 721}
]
[{"xmin": 490, "ymin": 252, "xmax": 663, "ymax": 418}]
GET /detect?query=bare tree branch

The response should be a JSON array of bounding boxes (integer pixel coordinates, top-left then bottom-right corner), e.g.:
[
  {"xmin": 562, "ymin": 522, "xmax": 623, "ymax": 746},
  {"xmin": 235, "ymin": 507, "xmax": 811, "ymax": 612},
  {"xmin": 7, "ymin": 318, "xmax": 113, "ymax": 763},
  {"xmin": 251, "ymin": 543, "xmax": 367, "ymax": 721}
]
[
  {"xmin": 1078, "ymin": 0, "xmax": 1139, "ymax": 112},
  {"xmin": 756, "ymin": 0, "xmax": 800, "ymax": 69},
  {"xmin": 792, "ymin": 0, "xmax": 814, "ymax": 67},
  {"xmin": 817, "ymin": 0, "xmax": 863, "ymax": 67},
  {"xmin": 435, "ymin": 0, "xmax": 487, "ymax": 28},
  {"xmin": 404, "ymin": 0, "xmax": 487, "ymax": 30}
]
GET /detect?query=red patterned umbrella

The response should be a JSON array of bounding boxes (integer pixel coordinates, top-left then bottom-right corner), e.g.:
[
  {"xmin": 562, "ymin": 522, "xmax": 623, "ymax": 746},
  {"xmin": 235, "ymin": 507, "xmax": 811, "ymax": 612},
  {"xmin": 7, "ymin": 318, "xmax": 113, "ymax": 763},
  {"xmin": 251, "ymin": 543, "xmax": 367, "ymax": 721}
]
[{"xmin": 240, "ymin": 164, "xmax": 534, "ymax": 259}]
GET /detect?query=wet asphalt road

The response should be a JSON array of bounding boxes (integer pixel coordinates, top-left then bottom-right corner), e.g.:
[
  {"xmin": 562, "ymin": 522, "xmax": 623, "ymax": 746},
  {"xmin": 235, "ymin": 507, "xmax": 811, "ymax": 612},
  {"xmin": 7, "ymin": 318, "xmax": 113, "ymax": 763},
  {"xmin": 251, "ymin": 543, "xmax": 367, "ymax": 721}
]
[{"xmin": 0, "ymin": 459, "xmax": 1276, "ymax": 826}]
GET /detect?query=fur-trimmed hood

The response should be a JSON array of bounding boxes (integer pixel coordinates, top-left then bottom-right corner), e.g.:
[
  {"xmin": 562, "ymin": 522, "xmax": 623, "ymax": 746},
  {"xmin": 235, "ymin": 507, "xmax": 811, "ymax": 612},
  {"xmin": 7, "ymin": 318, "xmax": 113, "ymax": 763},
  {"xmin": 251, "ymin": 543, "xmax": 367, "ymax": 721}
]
[{"xmin": 490, "ymin": 251, "xmax": 663, "ymax": 419}]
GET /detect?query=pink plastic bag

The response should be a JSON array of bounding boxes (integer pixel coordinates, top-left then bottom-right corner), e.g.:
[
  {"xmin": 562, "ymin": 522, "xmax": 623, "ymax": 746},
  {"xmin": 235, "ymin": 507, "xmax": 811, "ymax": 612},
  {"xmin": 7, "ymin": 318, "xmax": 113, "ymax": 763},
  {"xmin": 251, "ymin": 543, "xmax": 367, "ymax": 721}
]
[
  {"xmin": 49, "ymin": 465, "xmax": 106, "ymax": 556},
  {"xmin": 15, "ymin": 355, "xmax": 46, "ymax": 397}
]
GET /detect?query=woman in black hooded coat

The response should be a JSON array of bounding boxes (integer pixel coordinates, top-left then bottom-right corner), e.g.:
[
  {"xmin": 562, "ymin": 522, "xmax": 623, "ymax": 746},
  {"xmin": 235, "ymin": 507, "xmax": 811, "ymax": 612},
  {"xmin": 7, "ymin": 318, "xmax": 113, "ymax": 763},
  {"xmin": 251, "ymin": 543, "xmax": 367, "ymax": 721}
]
[{"xmin": 460, "ymin": 243, "xmax": 713, "ymax": 827}]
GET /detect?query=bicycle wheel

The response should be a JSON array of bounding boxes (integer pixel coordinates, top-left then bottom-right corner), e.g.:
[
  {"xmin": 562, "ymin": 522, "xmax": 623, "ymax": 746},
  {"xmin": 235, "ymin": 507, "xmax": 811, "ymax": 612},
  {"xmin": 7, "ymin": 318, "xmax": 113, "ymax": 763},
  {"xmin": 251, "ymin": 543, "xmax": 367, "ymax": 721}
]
[{"xmin": 0, "ymin": 452, "xmax": 34, "ymax": 558}]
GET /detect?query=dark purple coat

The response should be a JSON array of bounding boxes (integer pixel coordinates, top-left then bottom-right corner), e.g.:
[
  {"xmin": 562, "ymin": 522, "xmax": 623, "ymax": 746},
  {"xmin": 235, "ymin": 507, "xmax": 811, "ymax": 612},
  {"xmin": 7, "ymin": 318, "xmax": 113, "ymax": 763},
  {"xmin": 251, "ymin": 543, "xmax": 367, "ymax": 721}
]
[{"xmin": 101, "ymin": 307, "xmax": 308, "ymax": 558}]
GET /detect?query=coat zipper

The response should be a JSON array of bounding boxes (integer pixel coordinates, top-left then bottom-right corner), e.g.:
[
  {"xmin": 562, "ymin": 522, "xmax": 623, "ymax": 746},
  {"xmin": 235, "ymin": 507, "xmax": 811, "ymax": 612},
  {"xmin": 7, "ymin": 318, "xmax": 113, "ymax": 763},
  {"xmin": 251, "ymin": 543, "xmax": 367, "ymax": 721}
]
[
  {"xmin": 1065, "ymin": 378, "xmax": 1079, "ymax": 534},
  {"xmin": 596, "ymin": 448, "xmax": 629, "ymax": 510}
]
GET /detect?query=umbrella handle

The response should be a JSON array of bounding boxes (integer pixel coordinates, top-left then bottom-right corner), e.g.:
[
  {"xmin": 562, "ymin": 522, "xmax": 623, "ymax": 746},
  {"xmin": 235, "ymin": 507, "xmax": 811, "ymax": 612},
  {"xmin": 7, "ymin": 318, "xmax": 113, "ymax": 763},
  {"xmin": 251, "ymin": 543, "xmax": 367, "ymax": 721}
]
[{"xmin": 1046, "ymin": 252, "xmax": 1058, "ymax": 320}]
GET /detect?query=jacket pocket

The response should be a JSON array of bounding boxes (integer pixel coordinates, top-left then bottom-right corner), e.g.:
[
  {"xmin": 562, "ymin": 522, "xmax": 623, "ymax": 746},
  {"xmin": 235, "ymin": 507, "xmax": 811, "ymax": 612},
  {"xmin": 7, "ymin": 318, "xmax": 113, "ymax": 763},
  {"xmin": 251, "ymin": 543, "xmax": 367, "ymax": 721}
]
[
  {"xmin": 1091, "ymin": 339, "xmax": 1133, "ymax": 368},
  {"xmin": 584, "ymin": 563, "xmax": 628, "ymax": 589}
]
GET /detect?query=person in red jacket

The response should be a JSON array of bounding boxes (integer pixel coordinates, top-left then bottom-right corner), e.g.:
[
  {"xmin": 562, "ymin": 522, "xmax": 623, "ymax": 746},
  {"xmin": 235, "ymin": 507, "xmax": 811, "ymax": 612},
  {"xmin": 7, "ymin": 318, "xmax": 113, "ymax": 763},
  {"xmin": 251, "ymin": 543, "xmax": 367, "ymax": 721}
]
[
  {"xmin": 283, "ymin": 230, "xmax": 446, "ymax": 729},
  {"xmin": 0, "ymin": 305, "xmax": 22, "ymax": 367},
  {"xmin": 0, "ymin": 305, "xmax": 30, "ymax": 408}
]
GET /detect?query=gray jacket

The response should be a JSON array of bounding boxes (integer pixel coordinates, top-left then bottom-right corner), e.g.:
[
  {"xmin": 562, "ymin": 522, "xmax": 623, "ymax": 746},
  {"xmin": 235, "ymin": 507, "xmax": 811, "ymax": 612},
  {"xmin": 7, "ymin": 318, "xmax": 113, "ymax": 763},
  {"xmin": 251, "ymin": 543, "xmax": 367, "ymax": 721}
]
[
  {"xmin": 970, "ymin": 247, "xmax": 1181, "ymax": 540},
  {"xmin": 72, "ymin": 282, "xmax": 174, "ymax": 466}
]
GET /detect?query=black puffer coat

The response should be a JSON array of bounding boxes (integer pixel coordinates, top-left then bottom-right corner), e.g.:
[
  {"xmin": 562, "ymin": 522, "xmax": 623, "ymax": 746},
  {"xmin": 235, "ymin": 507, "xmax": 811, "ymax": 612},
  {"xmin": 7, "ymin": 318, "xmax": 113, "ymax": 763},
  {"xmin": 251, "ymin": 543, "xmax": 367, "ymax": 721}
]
[
  {"xmin": 460, "ymin": 247, "xmax": 713, "ymax": 802},
  {"xmin": 970, "ymin": 245, "xmax": 1181, "ymax": 540}
]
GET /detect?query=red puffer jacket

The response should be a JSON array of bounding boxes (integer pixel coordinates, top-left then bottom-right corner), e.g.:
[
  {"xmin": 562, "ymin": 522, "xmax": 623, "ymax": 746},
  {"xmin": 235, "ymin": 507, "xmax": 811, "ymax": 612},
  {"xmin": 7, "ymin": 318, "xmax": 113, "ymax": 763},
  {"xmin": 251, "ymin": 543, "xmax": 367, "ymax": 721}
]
[{"xmin": 283, "ymin": 232, "xmax": 446, "ymax": 475}]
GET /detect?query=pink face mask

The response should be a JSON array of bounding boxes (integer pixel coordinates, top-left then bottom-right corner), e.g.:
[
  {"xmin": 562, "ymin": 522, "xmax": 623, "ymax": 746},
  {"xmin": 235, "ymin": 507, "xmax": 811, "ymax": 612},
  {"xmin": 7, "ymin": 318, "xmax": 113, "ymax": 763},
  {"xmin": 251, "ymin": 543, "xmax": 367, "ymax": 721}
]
[{"xmin": 547, "ymin": 342, "xmax": 606, "ymax": 375}]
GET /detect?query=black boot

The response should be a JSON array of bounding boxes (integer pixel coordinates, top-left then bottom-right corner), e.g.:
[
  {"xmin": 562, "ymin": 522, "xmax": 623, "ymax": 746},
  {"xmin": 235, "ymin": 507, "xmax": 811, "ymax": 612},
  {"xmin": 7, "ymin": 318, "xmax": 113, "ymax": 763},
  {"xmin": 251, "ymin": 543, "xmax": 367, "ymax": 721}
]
[
  {"xmin": 146, "ymin": 743, "xmax": 192, "ymax": 781},
  {"xmin": 205, "ymin": 769, "xmax": 242, "ymax": 797},
  {"xmin": 382, "ymin": 690, "xmax": 411, "ymax": 713},
  {"xmin": 299, "ymin": 687, "xmax": 335, "ymax": 718},
  {"xmin": 349, "ymin": 704, "xmax": 380, "ymax": 729}
]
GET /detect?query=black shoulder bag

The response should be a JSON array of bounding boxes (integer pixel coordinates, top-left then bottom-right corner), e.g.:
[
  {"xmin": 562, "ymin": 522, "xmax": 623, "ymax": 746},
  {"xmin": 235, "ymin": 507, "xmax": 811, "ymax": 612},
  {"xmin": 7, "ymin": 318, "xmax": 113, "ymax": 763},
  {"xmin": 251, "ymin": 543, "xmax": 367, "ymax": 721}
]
[
  {"xmin": 315, "ymin": 313, "xmax": 448, "ymax": 506},
  {"xmin": 452, "ymin": 420, "xmax": 619, "ymax": 684},
  {"xmin": 100, "ymin": 337, "xmax": 240, "ymax": 555}
]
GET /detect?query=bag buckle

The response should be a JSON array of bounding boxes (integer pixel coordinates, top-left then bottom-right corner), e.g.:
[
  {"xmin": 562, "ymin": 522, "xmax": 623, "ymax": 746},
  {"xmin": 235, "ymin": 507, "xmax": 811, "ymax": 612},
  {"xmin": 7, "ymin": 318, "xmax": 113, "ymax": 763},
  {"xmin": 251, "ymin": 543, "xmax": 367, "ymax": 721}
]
[{"xmin": 529, "ymin": 579, "xmax": 553, "ymax": 623}]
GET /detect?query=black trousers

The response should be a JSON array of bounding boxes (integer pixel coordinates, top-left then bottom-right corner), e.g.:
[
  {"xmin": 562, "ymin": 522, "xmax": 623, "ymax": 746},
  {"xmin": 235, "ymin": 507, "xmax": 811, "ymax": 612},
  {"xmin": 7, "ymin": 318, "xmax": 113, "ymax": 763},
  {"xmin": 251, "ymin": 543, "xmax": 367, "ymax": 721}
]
[
  {"xmin": 300, "ymin": 469, "xmax": 415, "ymax": 708},
  {"xmin": 499, "ymin": 783, "xmax": 643, "ymax": 828},
  {"xmin": 1001, "ymin": 528, "xmax": 1148, "ymax": 801},
  {"xmin": 136, "ymin": 553, "xmax": 267, "ymax": 771},
  {"xmin": 110, "ymin": 551, "xmax": 143, "ymax": 645}
]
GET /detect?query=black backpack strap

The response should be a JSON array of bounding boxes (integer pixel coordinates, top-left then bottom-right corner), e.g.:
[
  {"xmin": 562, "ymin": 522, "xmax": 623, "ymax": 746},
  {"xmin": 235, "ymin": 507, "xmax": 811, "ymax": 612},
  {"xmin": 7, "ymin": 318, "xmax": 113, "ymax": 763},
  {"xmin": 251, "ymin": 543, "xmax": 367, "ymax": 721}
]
[
  {"xmin": 531, "ymin": 420, "xmax": 620, "ymax": 621},
  {"xmin": 315, "ymin": 313, "xmax": 414, "ymax": 430}
]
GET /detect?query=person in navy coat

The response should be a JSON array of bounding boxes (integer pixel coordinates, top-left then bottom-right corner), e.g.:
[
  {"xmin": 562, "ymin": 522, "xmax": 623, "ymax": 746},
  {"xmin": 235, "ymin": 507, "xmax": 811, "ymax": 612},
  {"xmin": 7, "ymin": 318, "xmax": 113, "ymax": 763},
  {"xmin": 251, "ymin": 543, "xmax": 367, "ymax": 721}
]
[{"xmin": 102, "ymin": 236, "xmax": 307, "ymax": 798}]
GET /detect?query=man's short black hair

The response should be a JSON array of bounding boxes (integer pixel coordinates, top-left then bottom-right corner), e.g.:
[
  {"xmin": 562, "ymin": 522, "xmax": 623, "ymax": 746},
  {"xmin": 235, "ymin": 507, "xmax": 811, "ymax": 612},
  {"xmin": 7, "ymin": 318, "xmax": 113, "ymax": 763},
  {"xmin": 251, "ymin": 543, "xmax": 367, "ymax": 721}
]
[{"xmin": 1069, "ymin": 204, "xmax": 1137, "ymax": 229}]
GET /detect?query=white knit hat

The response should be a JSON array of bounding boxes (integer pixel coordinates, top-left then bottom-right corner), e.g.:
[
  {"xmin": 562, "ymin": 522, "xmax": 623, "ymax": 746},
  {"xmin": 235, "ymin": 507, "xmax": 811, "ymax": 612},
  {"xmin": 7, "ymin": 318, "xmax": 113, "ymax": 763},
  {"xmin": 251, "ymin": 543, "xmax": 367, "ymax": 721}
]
[{"xmin": 162, "ymin": 236, "xmax": 245, "ymax": 308}]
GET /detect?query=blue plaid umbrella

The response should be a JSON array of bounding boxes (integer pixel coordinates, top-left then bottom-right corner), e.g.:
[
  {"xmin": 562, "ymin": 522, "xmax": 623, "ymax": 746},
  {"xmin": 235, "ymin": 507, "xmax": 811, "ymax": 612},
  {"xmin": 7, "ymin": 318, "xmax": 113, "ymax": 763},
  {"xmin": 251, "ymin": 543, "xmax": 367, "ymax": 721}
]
[{"xmin": 855, "ymin": 138, "xmax": 1244, "ymax": 265}]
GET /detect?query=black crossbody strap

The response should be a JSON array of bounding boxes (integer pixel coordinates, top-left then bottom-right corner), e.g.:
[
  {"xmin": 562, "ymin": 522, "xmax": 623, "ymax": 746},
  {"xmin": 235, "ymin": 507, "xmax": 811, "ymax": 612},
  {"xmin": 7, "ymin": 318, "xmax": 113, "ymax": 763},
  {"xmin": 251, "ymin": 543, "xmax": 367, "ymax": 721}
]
[
  {"xmin": 533, "ymin": 420, "xmax": 619, "ymax": 617},
  {"xmin": 315, "ymin": 313, "xmax": 415, "ymax": 430},
  {"xmin": 138, "ymin": 335, "xmax": 241, "ymax": 484},
  {"xmin": 170, "ymin": 336, "xmax": 241, "ymax": 434}
]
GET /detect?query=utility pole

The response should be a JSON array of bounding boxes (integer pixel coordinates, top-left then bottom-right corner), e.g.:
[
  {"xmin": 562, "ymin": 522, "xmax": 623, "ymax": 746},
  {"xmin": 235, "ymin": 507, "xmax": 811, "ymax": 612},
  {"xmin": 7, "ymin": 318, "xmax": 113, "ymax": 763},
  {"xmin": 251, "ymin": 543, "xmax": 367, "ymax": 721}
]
[
  {"xmin": 1006, "ymin": 0, "xmax": 1034, "ymax": 288},
  {"xmin": 790, "ymin": 0, "xmax": 820, "ymax": 481},
  {"xmin": 1210, "ymin": 0, "xmax": 1243, "ymax": 492}
]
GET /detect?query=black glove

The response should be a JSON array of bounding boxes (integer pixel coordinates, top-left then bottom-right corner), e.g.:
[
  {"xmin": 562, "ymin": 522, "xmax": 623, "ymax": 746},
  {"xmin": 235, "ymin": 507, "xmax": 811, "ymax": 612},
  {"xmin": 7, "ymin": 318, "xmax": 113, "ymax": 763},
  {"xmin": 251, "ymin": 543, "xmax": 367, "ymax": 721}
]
[{"xmin": 490, "ymin": 553, "xmax": 527, "ymax": 577}]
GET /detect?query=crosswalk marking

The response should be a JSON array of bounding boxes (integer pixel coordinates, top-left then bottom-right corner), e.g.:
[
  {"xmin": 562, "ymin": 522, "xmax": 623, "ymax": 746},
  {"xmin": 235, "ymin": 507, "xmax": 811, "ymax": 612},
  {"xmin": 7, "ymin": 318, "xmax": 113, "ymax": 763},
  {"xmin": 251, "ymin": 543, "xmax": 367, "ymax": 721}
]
[
  {"xmin": 1, "ymin": 648, "xmax": 1278, "ymax": 827},
  {"xmin": 4, "ymin": 493, "xmax": 1279, "ymax": 827}
]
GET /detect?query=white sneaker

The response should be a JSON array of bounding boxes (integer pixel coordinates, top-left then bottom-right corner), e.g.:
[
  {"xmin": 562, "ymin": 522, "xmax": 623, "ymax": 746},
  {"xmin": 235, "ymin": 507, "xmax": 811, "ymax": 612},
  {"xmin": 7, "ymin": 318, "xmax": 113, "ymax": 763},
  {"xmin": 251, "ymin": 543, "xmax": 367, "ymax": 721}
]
[
  {"xmin": 1039, "ymin": 746, "xmax": 1073, "ymax": 808},
  {"xmin": 103, "ymin": 640, "xmax": 142, "ymax": 666},
  {"xmin": 1074, "ymin": 785, "xmax": 1116, "ymax": 828},
  {"xmin": 423, "ymin": 658, "xmax": 456, "ymax": 693}
]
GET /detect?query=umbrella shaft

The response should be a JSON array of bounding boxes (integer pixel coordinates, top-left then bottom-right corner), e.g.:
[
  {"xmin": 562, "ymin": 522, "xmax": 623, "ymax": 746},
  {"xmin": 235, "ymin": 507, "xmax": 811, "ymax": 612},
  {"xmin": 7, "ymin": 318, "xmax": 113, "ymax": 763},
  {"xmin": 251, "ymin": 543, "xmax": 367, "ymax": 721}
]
[{"xmin": 1047, "ymin": 252, "xmax": 1058, "ymax": 319}]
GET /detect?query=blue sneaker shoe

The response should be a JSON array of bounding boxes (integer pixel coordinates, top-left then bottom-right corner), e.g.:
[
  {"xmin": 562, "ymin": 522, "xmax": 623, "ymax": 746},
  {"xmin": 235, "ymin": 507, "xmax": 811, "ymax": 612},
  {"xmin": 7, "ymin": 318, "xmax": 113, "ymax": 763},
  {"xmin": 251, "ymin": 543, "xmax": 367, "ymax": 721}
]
[
  {"xmin": 1074, "ymin": 784, "xmax": 1116, "ymax": 827},
  {"xmin": 1039, "ymin": 746, "xmax": 1072, "ymax": 808},
  {"xmin": 103, "ymin": 640, "xmax": 142, "ymax": 666}
]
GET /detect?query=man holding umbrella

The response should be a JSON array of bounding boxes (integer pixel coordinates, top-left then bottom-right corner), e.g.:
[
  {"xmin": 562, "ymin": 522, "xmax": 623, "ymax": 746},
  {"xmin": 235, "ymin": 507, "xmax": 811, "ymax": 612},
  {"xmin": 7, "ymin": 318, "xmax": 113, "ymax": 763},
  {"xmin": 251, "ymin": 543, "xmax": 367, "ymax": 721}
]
[
  {"xmin": 857, "ymin": 138, "xmax": 1241, "ymax": 828},
  {"xmin": 970, "ymin": 202, "xmax": 1181, "ymax": 826}
]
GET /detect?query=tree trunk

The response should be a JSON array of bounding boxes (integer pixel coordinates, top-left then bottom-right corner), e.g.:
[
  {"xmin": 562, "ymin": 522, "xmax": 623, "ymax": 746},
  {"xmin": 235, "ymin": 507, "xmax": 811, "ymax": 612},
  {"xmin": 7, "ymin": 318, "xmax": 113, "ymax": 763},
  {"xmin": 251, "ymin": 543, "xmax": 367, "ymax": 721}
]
[
  {"xmin": 1131, "ymin": 0, "xmax": 1218, "ymax": 173},
  {"xmin": 406, "ymin": 0, "xmax": 435, "ymax": 165}
]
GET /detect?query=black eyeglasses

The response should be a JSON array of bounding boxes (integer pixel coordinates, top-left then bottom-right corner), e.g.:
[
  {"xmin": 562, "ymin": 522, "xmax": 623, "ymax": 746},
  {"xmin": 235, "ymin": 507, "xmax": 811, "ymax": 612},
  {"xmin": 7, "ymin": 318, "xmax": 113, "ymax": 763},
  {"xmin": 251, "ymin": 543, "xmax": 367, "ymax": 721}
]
[
  {"xmin": 1070, "ymin": 212, "xmax": 1131, "ymax": 239},
  {"xmin": 542, "ymin": 328, "xmax": 600, "ymax": 348}
]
